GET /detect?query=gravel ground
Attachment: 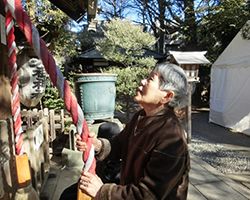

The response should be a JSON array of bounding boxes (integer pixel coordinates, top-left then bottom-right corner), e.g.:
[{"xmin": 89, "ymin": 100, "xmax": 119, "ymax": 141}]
[{"xmin": 189, "ymin": 136, "xmax": 250, "ymax": 174}]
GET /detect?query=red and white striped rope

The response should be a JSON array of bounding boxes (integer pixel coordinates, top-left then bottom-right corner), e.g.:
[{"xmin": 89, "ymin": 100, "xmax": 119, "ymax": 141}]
[
  {"xmin": 5, "ymin": 2, "xmax": 23, "ymax": 155},
  {"xmin": 4, "ymin": 0, "xmax": 96, "ymax": 173}
]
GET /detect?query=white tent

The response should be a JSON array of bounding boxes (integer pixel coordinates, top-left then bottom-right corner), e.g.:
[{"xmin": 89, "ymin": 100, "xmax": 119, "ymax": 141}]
[{"xmin": 209, "ymin": 23, "xmax": 250, "ymax": 136}]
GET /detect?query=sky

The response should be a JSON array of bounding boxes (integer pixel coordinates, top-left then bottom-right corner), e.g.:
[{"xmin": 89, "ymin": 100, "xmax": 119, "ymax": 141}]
[{"xmin": 70, "ymin": 0, "xmax": 140, "ymax": 32}]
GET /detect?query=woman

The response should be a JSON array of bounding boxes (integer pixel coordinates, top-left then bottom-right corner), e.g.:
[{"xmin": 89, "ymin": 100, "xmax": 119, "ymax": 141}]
[{"xmin": 77, "ymin": 63, "xmax": 190, "ymax": 200}]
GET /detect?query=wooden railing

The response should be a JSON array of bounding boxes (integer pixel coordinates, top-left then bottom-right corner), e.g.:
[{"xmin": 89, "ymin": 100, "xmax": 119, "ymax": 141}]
[
  {"xmin": 21, "ymin": 108, "xmax": 73, "ymax": 142},
  {"xmin": 0, "ymin": 108, "xmax": 74, "ymax": 198}
]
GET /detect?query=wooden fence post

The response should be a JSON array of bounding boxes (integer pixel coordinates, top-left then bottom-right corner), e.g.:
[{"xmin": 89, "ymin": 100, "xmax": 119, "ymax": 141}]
[{"xmin": 49, "ymin": 110, "xmax": 56, "ymax": 142}]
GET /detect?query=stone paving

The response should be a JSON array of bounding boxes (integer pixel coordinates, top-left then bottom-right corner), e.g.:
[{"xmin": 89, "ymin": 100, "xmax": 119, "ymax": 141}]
[{"xmin": 188, "ymin": 154, "xmax": 250, "ymax": 200}]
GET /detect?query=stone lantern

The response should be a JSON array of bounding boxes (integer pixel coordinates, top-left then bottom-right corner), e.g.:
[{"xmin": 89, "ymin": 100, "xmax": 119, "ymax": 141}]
[{"xmin": 169, "ymin": 51, "xmax": 210, "ymax": 142}]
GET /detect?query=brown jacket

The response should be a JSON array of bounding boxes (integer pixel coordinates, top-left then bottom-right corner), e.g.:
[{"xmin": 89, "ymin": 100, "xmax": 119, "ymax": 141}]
[{"xmin": 96, "ymin": 107, "xmax": 190, "ymax": 200}]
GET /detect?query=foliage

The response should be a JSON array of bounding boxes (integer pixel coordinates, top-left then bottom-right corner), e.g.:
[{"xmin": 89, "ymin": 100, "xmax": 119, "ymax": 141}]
[
  {"xmin": 241, "ymin": 21, "xmax": 250, "ymax": 40},
  {"xmin": 197, "ymin": 0, "xmax": 250, "ymax": 62},
  {"xmin": 42, "ymin": 81, "xmax": 64, "ymax": 110},
  {"xmin": 24, "ymin": 0, "xmax": 79, "ymax": 58},
  {"xmin": 42, "ymin": 73, "xmax": 75, "ymax": 110},
  {"xmin": 132, "ymin": 0, "xmax": 250, "ymax": 53},
  {"xmin": 96, "ymin": 18, "xmax": 157, "ymax": 68},
  {"xmin": 53, "ymin": 30, "xmax": 78, "ymax": 58},
  {"xmin": 103, "ymin": 66, "xmax": 152, "ymax": 114},
  {"xmin": 132, "ymin": 0, "xmax": 198, "ymax": 51}
]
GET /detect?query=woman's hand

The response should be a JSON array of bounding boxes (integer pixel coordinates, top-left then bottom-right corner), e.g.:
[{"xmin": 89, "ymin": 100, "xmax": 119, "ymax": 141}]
[
  {"xmin": 75, "ymin": 133, "xmax": 102, "ymax": 153},
  {"xmin": 75, "ymin": 134, "xmax": 88, "ymax": 152},
  {"xmin": 79, "ymin": 171, "xmax": 103, "ymax": 197}
]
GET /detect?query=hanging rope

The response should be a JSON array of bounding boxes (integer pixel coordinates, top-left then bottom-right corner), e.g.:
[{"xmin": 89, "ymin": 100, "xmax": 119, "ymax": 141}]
[
  {"xmin": 5, "ymin": 3, "xmax": 23, "ymax": 155},
  {"xmin": 4, "ymin": 0, "xmax": 96, "ymax": 174}
]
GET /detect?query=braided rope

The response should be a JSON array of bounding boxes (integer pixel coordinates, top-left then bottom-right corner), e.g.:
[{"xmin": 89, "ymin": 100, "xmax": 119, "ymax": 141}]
[
  {"xmin": 5, "ymin": 3, "xmax": 23, "ymax": 155},
  {"xmin": 4, "ymin": 0, "xmax": 96, "ymax": 173}
]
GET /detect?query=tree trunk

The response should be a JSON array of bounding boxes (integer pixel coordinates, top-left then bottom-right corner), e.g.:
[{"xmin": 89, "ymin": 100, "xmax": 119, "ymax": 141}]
[
  {"xmin": 158, "ymin": 0, "xmax": 166, "ymax": 54},
  {"xmin": 183, "ymin": 0, "xmax": 198, "ymax": 50}
]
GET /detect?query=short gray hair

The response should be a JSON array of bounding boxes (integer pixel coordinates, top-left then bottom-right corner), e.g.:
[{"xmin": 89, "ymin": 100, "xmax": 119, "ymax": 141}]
[{"xmin": 153, "ymin": 63, "xmax": 188, "ymax": 108}]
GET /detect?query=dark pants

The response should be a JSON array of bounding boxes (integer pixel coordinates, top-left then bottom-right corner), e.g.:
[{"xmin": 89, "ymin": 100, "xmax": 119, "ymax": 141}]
[{"xmin": 59, "ymin": 183, "xmax": 78, "ymax": 200}]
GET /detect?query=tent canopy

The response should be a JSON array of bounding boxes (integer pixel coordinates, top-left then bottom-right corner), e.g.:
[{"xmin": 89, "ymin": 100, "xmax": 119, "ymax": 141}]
[
  {"xmin": 213, "ymin": 30, "xmax": 250, "ymax": 68},
  {"xmin": 209, "ymin": 21, "xmax": 250, "ymax": 136}
]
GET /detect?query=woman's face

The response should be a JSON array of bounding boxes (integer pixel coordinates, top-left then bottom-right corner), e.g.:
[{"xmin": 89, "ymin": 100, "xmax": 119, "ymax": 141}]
[{"xmin": 134, "ymin": 72, "xmax": 167, "ymax": 109}]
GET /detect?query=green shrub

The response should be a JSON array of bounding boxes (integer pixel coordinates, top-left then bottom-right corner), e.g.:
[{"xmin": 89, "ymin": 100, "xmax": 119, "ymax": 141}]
[
  {"xmin": 42, "ymin": 73, "xmax": 75, "ymax": 111},
  {"xmin": 42, "ymin": 80, "xmax": 64, "ymax": 110},
  {"xmin": 103, "ymin": 66, "xmax": 152, "ymax": 114}
]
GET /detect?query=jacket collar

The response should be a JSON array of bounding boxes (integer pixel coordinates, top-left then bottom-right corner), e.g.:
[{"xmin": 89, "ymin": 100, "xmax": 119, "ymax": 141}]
[
  {"xmin": 134, "ymin": 106, "xmax": 175, "ymax": 134},
  {"xmin": 139, "ymin": 106, "xmax": 174, "ymax": 118}
]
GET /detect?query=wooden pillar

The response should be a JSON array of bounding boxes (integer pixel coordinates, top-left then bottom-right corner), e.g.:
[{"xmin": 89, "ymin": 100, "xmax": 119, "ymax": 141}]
[
  {"xmin": 0, "ymin": 0, "xmax": 8, "ymax": 76},
  {"xmin": 0, "ymin": 0, "xmax": 12, "ymax": 121},
  {"xmin": 0, "ymin": 120, "xmax": 13, "ymax": 199},
  {"xmin": 186, "ymin": 82, "xmax": 192, "ymax": 143}
]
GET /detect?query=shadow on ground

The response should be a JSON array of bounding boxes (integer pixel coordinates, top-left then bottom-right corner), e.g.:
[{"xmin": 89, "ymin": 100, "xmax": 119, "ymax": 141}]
[{"xmin": 192, "ymin": 108, "xmax": 250, "ymax": 148}]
